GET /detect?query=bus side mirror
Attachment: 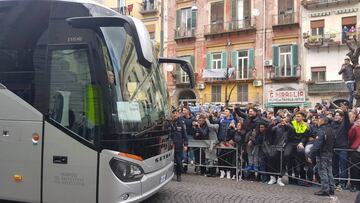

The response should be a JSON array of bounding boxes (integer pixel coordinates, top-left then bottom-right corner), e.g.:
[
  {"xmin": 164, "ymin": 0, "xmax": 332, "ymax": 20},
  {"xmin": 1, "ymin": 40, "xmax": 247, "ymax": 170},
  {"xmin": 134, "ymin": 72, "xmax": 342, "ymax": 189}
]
[
  {"xmin": 66, "ymin": 16, "xmax": 153, "ymax": 68},
  {"xmin": 158, "ymin": 57, "xmax": 195, "ymax": 89}
]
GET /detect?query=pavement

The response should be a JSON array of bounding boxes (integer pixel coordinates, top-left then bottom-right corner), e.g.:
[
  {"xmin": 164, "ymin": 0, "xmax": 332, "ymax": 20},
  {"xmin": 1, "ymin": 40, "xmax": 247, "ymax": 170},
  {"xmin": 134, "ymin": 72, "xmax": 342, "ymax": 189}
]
[{"xmin": 144, "ymin": 173, "xmax": 358, "ymax": 203}]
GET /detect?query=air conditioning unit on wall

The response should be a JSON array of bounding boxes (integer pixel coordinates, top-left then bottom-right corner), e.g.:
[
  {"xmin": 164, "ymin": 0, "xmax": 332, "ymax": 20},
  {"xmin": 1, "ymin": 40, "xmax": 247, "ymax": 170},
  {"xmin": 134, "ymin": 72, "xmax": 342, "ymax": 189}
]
[
  {"xmin": 197, "ymin": 83, "xmax": 205, "ymax": 90},
  {"xmin": 264, "ymin": 59, "xmax": 272, "ymax": 66},
  {"xmin": 253, "ymin": 80, "xmax": 263, "ymax": 87}
]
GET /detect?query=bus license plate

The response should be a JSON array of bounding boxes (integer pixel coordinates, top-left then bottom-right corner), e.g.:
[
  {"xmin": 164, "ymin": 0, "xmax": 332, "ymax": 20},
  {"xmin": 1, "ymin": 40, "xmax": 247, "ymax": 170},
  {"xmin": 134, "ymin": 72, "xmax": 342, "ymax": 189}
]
[{"xmin": 160, "ymin": 174, "xmax": 166, "ymax": 183}]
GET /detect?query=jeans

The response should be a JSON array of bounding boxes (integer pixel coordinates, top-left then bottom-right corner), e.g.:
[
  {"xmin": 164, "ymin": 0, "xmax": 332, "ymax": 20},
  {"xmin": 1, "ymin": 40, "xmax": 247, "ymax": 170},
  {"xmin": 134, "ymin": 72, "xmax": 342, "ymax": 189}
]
[
  {"xmin": 333, "ymin": 150, "xmax": 348, "ymax": 186},
  {"xmin": 318, "ymin": 153, "xmax": 335, "ymax": 193},
  {"xmin": 346, "ymin": 82, "xmax": 355, "ymax": 106}
]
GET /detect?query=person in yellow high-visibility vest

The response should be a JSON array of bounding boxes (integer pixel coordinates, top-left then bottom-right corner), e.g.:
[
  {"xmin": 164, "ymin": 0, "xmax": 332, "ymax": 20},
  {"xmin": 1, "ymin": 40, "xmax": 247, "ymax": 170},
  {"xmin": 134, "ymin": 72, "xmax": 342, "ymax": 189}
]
[{"xmin": 284, "ymin": 112, "xmax": 310, "ymax": 186}]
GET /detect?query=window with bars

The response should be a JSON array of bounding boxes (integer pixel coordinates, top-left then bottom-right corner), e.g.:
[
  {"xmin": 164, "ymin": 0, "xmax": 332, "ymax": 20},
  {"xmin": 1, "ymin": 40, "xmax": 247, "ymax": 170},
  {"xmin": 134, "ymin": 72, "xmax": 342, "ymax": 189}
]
[
  {"xmin": 311, "ymin": 66, "xmax": 326, "ymax": 82},
  {"xmin": 212, "ymin": 85, "xmax": 221, "ymax": 102}
]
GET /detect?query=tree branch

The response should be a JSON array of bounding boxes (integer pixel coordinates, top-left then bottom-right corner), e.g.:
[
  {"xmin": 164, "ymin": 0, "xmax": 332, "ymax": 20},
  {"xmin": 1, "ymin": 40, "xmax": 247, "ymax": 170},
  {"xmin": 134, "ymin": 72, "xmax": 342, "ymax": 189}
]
[{"xmin": 227, "ymin": 83, "xmax": 237, "ymax": 102}]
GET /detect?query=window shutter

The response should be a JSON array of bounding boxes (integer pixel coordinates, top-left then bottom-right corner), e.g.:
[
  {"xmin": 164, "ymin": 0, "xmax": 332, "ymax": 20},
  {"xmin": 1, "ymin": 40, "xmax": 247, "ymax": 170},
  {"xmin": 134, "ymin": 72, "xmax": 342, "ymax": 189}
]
[
  {"xmin": 231, "ymin": 51, "xmax": 238, "ymax": 69},
  {"xmin": 222, "ymin": 52, "xmax": 228, "ymax": 69},
  {"xmin": 292, "ymin": 44, "xmax": 298, "ymax": 76},
  {"xmin": 272, "ymin": 46, "xmax": 279, "ymax": 77},
  {"xmin": 248, "ymin": 48, "xmax": 254, "ymax": 68},
  {"xmin": 206, "ymin": 53, "xmax": 211, "ymax": 69},
  {"xmin": 176, "ymin": 10, "xmax": 181, "ymax": 29},
  {"xmin": 231, "ymin": 0, "xmax": 237, "ymax": 21},
  {"xmin": 248, "ymin": 49, "xmax": 254, "ymax": 78},
  {"xmin": 192, "ymin": 10, "xmax": 197, "ymax": 29}
]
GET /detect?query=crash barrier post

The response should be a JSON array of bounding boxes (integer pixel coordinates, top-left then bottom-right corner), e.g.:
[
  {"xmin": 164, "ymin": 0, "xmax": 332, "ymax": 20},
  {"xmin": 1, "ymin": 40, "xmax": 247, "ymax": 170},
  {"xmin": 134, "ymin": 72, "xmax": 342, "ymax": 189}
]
[{"xmin": 184, "ymin": 140, "xmax": 239, "ymax": 182}]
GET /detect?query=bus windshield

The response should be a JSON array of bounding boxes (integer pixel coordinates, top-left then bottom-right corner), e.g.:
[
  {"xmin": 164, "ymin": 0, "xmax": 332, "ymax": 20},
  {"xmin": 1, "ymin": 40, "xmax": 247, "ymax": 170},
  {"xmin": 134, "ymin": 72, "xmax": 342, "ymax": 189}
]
[{"xmin": 100, "ymin": 26, "xmax": 169, "ymax": 136}]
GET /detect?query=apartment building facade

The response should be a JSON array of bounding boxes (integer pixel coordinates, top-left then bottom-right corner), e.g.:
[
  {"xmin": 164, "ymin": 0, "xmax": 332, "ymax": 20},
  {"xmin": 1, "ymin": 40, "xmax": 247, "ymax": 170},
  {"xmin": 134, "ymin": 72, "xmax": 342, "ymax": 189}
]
[
  {"xmin": 301, "ymin": 0, "xmax": 360, "ymax": 106},
  {"xmin": 166, "ymin": 0, "xmax": 303, "ymax": 109}
]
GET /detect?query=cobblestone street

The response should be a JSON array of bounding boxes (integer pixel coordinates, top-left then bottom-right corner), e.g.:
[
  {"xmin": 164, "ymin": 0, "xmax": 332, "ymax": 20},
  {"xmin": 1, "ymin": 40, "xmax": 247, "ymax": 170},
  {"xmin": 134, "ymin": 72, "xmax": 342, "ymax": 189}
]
[{"xmin": 144, "ymin": 173, "xmax": 357, "ymax": 203}]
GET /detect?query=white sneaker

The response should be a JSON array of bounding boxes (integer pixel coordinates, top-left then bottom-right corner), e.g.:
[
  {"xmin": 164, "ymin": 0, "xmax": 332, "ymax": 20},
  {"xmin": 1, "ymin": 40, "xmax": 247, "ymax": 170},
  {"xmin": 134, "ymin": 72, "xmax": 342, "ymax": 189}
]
[
  {"xmin": 231, "ymin": 175, "xmax": 236, "ymax": 180},
  {"xmin": 226, "ymin": 171, "xmax": 231, "ymax": 179},
  {"xmin": 277, "ymin": 177, "xmax": 285, "ymax": 187},
  {"xmin": 268, "ymin": 176, "xmax": 276, "ymax": 185},
  {"xmin": 220, "ymin": 170, "xmax": 225, "ymax": 178}
]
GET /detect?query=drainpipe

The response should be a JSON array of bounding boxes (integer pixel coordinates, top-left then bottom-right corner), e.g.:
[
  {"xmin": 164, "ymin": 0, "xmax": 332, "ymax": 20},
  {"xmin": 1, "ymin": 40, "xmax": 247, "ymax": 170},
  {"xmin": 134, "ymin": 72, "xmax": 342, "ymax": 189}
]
[
  {"xmin": 262, "ymin": 0, "xmax": 266, "ymax": 109},
  {"xmin": 160, "ymin": 0, "xmax": 164, "ymax": 57}
]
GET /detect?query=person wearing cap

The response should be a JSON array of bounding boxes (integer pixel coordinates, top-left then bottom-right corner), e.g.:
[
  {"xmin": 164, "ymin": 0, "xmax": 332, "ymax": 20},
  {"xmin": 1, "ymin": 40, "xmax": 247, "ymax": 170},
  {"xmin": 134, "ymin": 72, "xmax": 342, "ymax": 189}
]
[
  {"xmin": 339, "ymin": 57, "xmax": 355, "ymax": 108},
  {"xmin": 309, "ymin": 114, "xmax": 335, "ymax": 196},
  {"xmin": 170, "ymin": 108, "xmax": 188, "ymax": 182}
]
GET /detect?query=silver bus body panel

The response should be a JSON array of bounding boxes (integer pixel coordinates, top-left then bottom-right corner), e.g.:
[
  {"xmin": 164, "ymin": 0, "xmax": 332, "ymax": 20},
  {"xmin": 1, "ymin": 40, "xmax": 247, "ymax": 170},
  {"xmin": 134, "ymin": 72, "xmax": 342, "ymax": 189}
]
[
  {"xmin": 141, "ymin": 150, "xmax": 174, "ymax": 173},
  {"xmin": 0, "ymin": 89, "xmax": 42, "ymax": 202},
  {"xmin": 42, "ymin": 121, "xmax": 97, "ymax": 203},
  {"xmin": 0, "ymin": 88, "xmax": 42, "ymax": 121},
  {"xmin": 99, "ymin": 150, "xmax": 174, "ymax": 203}
]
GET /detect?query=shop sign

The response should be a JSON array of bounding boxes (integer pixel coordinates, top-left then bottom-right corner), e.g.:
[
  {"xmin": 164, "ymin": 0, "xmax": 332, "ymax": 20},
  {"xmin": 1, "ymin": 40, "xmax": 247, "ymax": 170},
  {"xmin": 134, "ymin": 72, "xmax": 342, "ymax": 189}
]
[{"xmin": 268, "ymin": 90, "xmax": 305, "ymax": 103}]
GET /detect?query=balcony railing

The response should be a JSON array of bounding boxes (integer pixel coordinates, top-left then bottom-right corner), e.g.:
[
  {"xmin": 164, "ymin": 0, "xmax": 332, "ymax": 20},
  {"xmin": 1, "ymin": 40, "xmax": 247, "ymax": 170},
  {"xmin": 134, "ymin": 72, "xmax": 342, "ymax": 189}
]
[
  {"xmin": 204, "ymin": 18, "xmax": 255, "ymax": 36},
  {"xmin": 308, "ymin": 80, "xmax": 347, "ymax": 94},
  {"xmin": 272, "ymin": 11, "xmax": 299, "ymax": 27},
  {"xmin": 301, "ymin": 0, "xmax": 359, "ymax": 9},
  {"xmin": 175, "ymin": 27, "xmax": 196, "ymax": 40},
  {"xmin": 268, "ymin": 66, "xmax": 301, "ymax": 80},
  {"xmin": 303, "ymin": 29, "xmax": 360, "ymax": 49},
  {"xmin": 235, "ymin": 67, "xmax": 254, "ymax": 80},
  {"xmin": 140, "ymin": 0, "xmax": 158, "ymax": 14}
]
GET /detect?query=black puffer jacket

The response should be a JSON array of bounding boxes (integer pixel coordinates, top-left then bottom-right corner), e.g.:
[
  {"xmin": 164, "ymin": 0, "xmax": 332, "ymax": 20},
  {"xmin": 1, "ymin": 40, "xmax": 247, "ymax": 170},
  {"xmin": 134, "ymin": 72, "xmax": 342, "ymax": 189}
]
[{"xmin": 330, "ymin": 111, "xmax": 350, "ymax": 149}]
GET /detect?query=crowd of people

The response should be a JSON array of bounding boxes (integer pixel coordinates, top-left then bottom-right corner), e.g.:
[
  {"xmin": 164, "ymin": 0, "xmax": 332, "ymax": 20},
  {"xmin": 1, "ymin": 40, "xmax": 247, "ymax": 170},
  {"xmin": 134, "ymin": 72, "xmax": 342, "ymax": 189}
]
[{"xmin": 170, "ymin": 102, "xmax": 360, "ymax": 196}]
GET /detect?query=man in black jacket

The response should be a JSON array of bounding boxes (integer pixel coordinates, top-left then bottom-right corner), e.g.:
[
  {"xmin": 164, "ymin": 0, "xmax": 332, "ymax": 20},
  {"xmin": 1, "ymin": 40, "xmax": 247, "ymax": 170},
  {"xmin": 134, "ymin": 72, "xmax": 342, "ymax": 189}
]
[
  {"xmin": 338, "ymin": 57, "xmax": 355, "ymax": 108},
  {"xmin": 309, "ymin": 115, "xmax": 335, "ymax": 196},
  {"xmin": 331, "ymin": 104, "xmax": 350, "ymax": 189},
  {"xmin": 170, "ymin": 109, "xmax": 188, "ymax": 182}
]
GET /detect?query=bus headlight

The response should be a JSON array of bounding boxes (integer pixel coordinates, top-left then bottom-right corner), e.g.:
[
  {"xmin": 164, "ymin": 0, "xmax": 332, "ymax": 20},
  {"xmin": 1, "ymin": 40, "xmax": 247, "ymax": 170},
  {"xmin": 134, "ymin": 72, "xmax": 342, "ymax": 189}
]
[{"xmin": 109, "ymin": 158, "xmax": 144, "ymax": 182}]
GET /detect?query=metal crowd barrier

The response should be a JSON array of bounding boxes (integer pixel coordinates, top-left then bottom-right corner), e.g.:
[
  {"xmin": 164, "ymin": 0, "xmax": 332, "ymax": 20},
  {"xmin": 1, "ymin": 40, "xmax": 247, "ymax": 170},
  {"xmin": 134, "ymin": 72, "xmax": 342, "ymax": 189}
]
[
  {"xmin": 181, "ymin": 141, "xmax": 360, "ymax": 186},
  {"xmin": 183, "ymin": 140, "xmax": 239, "ymax": 182}
]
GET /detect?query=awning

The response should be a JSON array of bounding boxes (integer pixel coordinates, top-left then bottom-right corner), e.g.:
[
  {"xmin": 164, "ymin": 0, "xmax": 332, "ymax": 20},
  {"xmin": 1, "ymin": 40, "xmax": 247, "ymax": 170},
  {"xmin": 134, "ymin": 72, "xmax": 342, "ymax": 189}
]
[
  {"xmin": 266, "ymin": 102, "xmax": 312, "ymax": 108},
  {"xmin": 203, "ymin": 67, "xmax": 235, "ymax": 79}
]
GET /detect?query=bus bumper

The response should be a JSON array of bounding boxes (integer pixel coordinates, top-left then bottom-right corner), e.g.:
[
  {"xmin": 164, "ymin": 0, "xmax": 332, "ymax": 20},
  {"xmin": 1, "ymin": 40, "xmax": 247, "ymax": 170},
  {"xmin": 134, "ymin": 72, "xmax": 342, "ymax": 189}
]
[{"xmin": 124, "ymin": 161, "xmax": 174, "ymax": 203}]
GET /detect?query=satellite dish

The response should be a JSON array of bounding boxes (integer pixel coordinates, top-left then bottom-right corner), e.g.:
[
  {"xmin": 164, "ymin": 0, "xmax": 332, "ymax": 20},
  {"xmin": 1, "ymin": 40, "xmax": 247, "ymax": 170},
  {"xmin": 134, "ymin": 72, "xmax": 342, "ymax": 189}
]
[{"xmin": 252, "ymin": 9, "xmax": 260, "ymax": 17}]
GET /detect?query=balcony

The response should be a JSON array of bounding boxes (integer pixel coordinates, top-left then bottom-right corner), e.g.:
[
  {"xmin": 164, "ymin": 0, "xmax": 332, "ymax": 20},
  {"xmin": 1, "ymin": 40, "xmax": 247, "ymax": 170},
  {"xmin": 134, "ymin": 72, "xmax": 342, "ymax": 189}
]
[
  {"xmin": 203, "ymin": 67, "xmax": 254, "ymax": 83},
  {"xmin": 204, "ymin": 18, "xmax": 255, "ymax": 38},
  {"xmin": 268, "ymin": 66, "xmax": 301, "ymax": 81},
  {"xmin": 272, "ymin": 12, "xmax": 299, "ymax": 29},
  {"xmin": 234, "ymin": 67, "xmax": 255, "ymax": 81},
  {"xmin": 303, "ymin": 30, "xmax": 360, "ymax": 49},
  {"xmin": 301, "ymin": 0, "xmax": 360, "ymax": 9},
  {"xmin": 175, "ymin": 27, "xmax": 196, "ymax": 41},
  {"xmin": 308, "ymin": 80, "xmax": 347, "ymax": 94},
  {"xmin": 176, "ymin": 0, "xmax": 193, "ymax": 3},
  {"xmin": 139, "ymin": 1, "xmax": 158, "ymax": 15}
]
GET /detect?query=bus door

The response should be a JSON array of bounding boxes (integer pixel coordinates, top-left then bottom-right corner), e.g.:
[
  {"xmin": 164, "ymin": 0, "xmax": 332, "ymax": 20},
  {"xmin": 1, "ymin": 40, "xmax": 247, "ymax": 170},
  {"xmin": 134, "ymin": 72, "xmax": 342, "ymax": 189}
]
[{"xmin": 42, "ymin": 44, "xmax": 99, "ymax": 203}]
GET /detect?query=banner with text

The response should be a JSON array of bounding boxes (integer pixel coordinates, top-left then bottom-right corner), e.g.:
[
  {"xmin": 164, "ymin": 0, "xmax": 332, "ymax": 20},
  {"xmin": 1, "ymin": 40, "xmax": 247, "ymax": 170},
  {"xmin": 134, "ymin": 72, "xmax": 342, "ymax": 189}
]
[{"xmin": 268, "ymin": 90, "xmax": 305, "ymax": 103}]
